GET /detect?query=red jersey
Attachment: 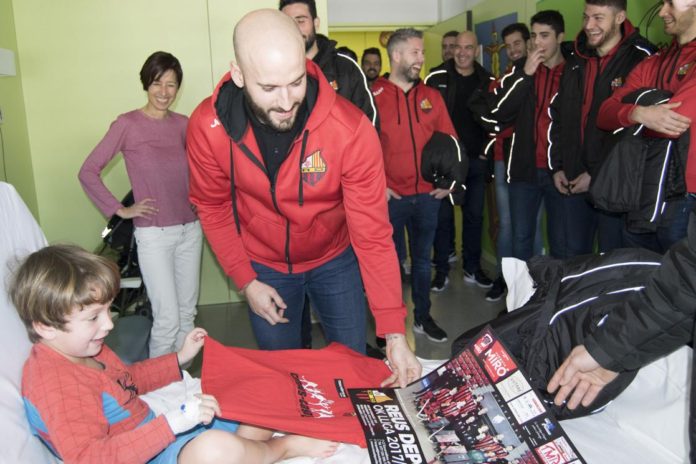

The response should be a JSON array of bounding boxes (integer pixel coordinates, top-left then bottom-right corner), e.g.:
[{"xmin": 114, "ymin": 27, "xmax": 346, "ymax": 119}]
[{"xmin": 201, "ymin": 337, "xmax": 393, "ymax": 446}]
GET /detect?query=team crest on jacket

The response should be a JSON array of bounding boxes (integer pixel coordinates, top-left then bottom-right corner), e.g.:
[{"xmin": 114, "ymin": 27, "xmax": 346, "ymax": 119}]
[
  {"xmin": 610, "ymin": 77, "xmax": 623, "ymax": 89},
  {"xmin": 301, "ymin": 150, "xmax": 327, "ymax": 186},
  {"xmin": 678, "ymin": 61, "xmax": 695, "ymax": 80},
  {"xmin": 330, "ymin": 80, "xmax": 339, "ymax": 91},
  {"xmin": 420, "ymin": 98, "xmax": 433, "ymax": 113}
]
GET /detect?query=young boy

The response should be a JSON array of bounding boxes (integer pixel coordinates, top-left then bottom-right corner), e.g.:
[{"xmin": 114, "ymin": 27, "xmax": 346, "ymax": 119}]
[{"xmin": 11, "ymin": 244, "xmax": 337, "ymax": 464}]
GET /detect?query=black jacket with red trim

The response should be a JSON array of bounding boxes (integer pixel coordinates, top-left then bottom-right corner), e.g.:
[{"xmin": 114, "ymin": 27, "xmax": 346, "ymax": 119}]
[
  {"xmin": 548, "ymin": 21, "xmax": 654, "ymax": 180},
  {"xmin": 186, "ymin": 60, "xmax": 406, "ymax": 336},
  {"xmin": 424, "ymin": 59, "xmax": 494, "ymax": 159},
  {"xmin": 372, "ymin": 77, "xmax": 457, "ymax": 196},
  {"xmin": 313, "ymin": 34, "xmax": 378, "ymax": 130},
  {"xmin": 485, "ymin": 47, "xmax": 575, "ymax": 183}
]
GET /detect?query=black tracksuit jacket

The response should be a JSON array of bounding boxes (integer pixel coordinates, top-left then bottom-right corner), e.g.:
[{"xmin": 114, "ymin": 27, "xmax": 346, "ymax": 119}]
[{"xmin": 548, "ymin": 21, "xmax": 654, "ymax": 180}]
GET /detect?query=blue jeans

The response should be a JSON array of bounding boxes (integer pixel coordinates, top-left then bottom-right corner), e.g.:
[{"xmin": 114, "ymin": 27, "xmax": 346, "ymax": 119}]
[
  {"xmin": 493, "ymin": 161, "xmax": 543, "ymax": 273},
  {"xmin": 432, "ymin": 199, "xmax": 455, "ymax": 276},
  {"xmin": 510, "ymin": 169, "xmax": 595, "ymax": 260},
  {"xmin": 394, "ymin": 221, "xmax": 414, "ymax": 264},
  {"xmin": 623, "ymin": 194, "xmax": 696, "ymax": 253},
  {"xmin": 461, "ymin": 158, "xmax": 487, "ymax": 273},
  {"xmin": 597, "ymin": 209, "xmax": 625, "ymax": 253},
  {"xmin": 389, "ymin": 193, "xmax": 440, "ymax": 322},
  {"xmin": 249, "ymin": 246, "xmax": 367, "ymax": 353}
]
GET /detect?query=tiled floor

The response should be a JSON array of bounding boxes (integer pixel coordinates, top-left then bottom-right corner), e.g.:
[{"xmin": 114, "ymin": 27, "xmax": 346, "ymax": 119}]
[{"xmin": 190, "ymin": 263, "xmax": 504, "ymax": 373}]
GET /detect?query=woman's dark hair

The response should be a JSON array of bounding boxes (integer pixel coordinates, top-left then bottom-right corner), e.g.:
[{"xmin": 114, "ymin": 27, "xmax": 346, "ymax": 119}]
[{"xmin": 139, "ymin": 51, "xmax": 183, "ymax": 91}]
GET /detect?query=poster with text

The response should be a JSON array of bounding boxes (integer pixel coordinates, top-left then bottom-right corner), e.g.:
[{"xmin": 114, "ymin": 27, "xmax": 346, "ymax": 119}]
[{"xmin": 350, "ymin": 326, "xmax": 585, "ymax": 464}]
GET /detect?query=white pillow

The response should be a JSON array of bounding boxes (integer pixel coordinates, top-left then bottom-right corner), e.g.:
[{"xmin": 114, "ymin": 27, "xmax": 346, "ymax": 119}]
[{"xmin": 0, "ymin": 182, "xmax": 58, "ymax": 464}]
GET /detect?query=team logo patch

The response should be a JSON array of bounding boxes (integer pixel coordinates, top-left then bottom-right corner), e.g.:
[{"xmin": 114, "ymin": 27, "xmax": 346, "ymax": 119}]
[
  {"xmin": 301, "ymin": 150, "xmax": 327, "ymax": 186},
  {"xmin": 610, "ymin": 76, "xmax": 623, "ymax": 89},
  {"xmin": 329, "ymin": 80, "xmax": 339, "ymax": 91},
  {"xmin": 678, "ymin": 61, "xmax": 695, "ymax": 80},
  {"xmin": 420, "ymin": 98, "xmax": 433, "ymax": 113},
  {"xmin": 354, "ymin": 389, "xmax": 394, "ymax": 404}
]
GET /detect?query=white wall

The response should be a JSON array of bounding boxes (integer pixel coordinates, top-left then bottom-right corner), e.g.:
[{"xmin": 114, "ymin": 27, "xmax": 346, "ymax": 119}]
[{"xmin": 327, "ymin": 0, "xmax": 484, "ymax": 27}]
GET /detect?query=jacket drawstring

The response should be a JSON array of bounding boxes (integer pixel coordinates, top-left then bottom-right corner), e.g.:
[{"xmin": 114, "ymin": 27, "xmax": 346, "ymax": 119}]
[
  {"xmin": 413, "ymin": 87, "xmax": 421, "ymax": 123},
  {"xmin": 298, "ymin": 129, "xmax": 309, "ymax": 207},
  {"xmin": 229, "ymin": 141, "xmax": 241, "ymax": 235},
  {"xmin": 666, "ymin": 43, "xmax": 683, "ymax": 86},
  {"xmin": 395, "ymin": 90, "xmax": 401, "ymax": 125}
]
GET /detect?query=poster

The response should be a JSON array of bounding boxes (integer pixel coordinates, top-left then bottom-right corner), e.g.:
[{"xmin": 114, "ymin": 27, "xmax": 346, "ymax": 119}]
[{"xmin": 350, "ymin": 326, "xmax": 585, "ymax": 464}]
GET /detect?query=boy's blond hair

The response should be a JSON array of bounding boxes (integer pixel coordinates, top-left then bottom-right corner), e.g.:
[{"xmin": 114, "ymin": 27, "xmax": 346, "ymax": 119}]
[{"xmin": 9, "ymin": 245, "xmax": 120, "ymax": 342}]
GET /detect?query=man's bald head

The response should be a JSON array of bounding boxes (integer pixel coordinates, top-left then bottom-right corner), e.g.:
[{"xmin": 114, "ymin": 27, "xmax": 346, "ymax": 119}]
[
  {"xmin": 233, "ymin": 9, "xmax": 305, "ymax": 72},
  {"xmin": 231, "ymin": 9, "xmax": 308, "ymax": 132},
  {"xmin": 457, "ymin": 31, "xmax": 479, "ymax": 48}
]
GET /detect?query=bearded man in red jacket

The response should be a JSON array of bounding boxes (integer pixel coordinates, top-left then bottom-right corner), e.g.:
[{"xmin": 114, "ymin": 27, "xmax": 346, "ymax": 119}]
[
  {"xmin": 372, "ymin": 28, "xmax": 458, "ymax": 344},
  {"xmin": 186, "ymin": 9, "xmax": 420, "ymax": 387}
]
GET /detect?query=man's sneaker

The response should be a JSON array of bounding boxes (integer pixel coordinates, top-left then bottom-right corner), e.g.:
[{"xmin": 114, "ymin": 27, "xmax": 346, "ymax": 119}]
[
  {"xmin": 462, "ymin": 269, "xmax": 493, "ymax": 288},
  {"xmin": 413, "ymin": 316, "xmax": 448, "ymax": 343},
  {"xmin": 430, "ymin": 275, "xmax": 449, "ymax": 292},
  {"xmin": 447, "ymin": 251, "xmax": 458, "ymax": 263},
  {"xmin": 485, "ymin": 277, "xmax": 507, "ymax": 302}
]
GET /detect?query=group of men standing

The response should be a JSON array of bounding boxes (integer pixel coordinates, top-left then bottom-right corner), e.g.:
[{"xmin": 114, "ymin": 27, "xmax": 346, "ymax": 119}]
[
  {"xmin": 184, "ymin": 0, "xmax": 696, "ymax": 385},
  {"xmin": 418, "ymin": 0, "xmax": 696, "ymax": 323}
]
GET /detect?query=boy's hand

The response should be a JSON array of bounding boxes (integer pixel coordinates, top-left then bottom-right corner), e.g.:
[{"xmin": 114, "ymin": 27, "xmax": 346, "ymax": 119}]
[
  {"xmin": 164, "ymin": 394, "xmax": 221, "ymax": 434},
  {"xmin": 177, "ymin": 328, "xmax": 208, "ymax": 367}
]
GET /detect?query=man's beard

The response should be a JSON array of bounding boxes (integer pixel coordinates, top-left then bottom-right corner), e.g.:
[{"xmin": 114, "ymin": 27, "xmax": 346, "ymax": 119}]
[
  {"xmin": 305, "ymin": 29, "xmax": 317, "ymax": 53},
  {"xmin": 403, "ymin": 64, "xmax": 420, "ymax": 83},
  {"xmin": 244, "ymin": 88, "xmax": 301, "ymax": 132},
  {"xmin": 588, "ymin": 23, "xmax": 620, "ymax": 50}
]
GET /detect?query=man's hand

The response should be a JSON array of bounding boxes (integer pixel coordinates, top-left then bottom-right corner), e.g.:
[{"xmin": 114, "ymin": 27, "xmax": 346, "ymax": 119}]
[
  {"xmin": 241, "ymin": 279, "xmax": 289, "ymax": 325},
  {"xmin": 569, "ymin": 172, "xmax": 591, "ymax": 194},
  {"xmin": 380, "ymin": 333, "xmax": 422, "ymax": 388},
  {"xmin": 547, "ymin": 345, "xmax": 619, "ymax": 410},
  {"xmin": 553, "ymin": 171, "xmax": 570, "ymax": 195},
  {"xmin": 177, "ymin": 327, "xmax": 208, "ymax": 366},
  {"xmin": 116, "ymin": 198, "xmax": 158, "ymax": 219},
  {"xmin": 429, "ymin": 188, "xmax": 451, "ymax": 200},
  {"xmin": 631, "ymin": 102, "xmax": 691, "ymax": 137},
  {"xmin": 386, "ymin": 188, "xmax": 402, "ymax": 202},
  {"xmin": 524, "ymin": 48, "xmax": 545, "ymax": 76}
]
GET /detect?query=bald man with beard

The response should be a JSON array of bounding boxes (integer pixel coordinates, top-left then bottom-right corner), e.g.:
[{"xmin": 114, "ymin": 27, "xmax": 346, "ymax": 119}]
[{"xmin": 187, "ymin": 9, "xmax": 420, "ymax": 388}]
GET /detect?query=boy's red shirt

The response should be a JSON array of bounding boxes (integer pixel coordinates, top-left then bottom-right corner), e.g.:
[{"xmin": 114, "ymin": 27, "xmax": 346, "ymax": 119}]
[{"xmin": 22, "ymin": 343, "xmax": 180, "ymax": 463}]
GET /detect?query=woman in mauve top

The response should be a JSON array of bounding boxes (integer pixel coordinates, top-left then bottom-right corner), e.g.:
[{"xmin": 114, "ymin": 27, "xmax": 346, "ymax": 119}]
[{"xmin": 79, "ymin": 51, "xmax": 202, "ymax": 358}]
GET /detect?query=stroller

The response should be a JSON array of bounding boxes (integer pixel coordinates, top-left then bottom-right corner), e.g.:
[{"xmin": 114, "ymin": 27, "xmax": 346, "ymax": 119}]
[{"xmin": 99, "ymin": 190, "xmax": 152, "ymax": 319}]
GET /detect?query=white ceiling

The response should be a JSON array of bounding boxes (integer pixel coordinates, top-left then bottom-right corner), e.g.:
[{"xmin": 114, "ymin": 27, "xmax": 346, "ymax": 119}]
[{"xmin": 327, "ymin": 0, "xmax": 483, "ymax": 29}]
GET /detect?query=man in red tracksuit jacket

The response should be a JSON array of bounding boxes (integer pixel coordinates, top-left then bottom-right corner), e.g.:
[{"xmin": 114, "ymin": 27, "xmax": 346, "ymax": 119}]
[
  {"xmin": 372, "ymin": 28, "xmax": 457, "ymax": 344},
  {"xmin": 597, "ymin": 0, "xmax": 696, "ymax": 253},
  {"xmin": 186, "ymin": 9, "xmax": 420, "ymax": 387}
]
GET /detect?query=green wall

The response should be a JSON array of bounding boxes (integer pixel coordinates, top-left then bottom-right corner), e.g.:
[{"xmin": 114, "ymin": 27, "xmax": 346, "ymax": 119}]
[
  {"xmin": 5, "ymin": 0, "xmax": 327, "ymax": 305},
  {"xmin": 2, "ymin": 0, "xmax": 668, "ymax": 306},
  {"xmin": 0, "ymin": 0, "xmax": 37, "ymax": 217}
]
